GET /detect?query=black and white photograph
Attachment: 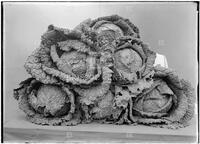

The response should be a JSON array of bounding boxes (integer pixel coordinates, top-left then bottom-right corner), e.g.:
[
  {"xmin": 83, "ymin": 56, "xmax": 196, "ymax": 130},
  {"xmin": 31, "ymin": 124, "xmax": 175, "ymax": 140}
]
[{"xmin": 2, "ymin": 1, "xmax": 198, "ymax": 143}]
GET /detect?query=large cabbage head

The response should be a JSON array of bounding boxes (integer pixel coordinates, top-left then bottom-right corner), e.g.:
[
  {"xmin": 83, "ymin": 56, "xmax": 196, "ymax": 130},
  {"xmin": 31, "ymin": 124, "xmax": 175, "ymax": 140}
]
[
  {"xmin": 113, "ymin": 37, "xmax": 156, "ymax": 85},
  {"xmin": 24, "ymin": 25, "xmax": 102, "ymax": 85},
  {"xmin": 13, "ymin": 78, "xmax": 76, "ymax": 125},
  {"xmin": 28, "ymin": 85, "xmax": 71, "ymax": 117},
  {"xmin": 75, "ymin": 15, "xmax": 140, "ymax": 48},
  {"xmin": 129, "ymin": 65, "xmax": 195, "ymax": 129}
]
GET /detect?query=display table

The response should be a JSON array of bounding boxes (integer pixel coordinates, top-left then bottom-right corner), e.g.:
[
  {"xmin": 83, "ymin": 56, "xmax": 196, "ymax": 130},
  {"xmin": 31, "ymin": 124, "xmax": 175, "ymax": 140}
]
[{"xmin": 4, "ymin": 108, "xmax": 197, "ymax": 143}]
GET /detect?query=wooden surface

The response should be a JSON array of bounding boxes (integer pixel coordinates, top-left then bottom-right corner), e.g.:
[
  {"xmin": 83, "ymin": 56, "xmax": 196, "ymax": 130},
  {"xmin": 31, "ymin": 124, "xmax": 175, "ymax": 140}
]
[{"xmin": 4, "ymin": 109, "xmax": 197, "ymax": 143}]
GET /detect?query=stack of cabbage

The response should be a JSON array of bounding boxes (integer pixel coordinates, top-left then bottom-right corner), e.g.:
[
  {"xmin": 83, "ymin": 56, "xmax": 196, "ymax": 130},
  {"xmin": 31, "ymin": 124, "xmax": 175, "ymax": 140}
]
[{"xmin": 14, "ymin": 15, "xmax": 195, "ymax": 129}]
